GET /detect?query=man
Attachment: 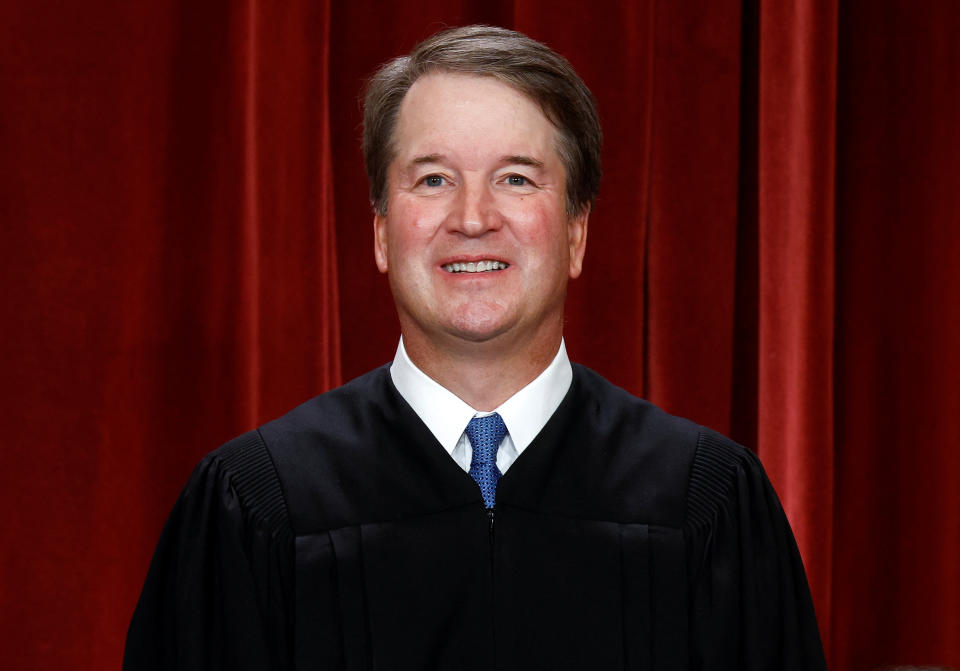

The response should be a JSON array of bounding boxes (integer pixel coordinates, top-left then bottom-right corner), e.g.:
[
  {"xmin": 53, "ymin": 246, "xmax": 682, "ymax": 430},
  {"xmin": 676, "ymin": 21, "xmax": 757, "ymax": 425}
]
[{"xmin": 125, "ymin": 25, "xmax": 826, "ymax": 670}]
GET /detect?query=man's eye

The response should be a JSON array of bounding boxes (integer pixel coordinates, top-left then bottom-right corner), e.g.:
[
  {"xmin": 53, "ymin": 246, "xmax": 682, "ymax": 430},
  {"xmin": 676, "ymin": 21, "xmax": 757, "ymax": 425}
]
[
  {"xmin": 423, "ymin": 175, "xmax": 445, "ymax": 187},
  {"xmin": 506, "ymin": 175, "xmax": 528, "ymax": 186}
]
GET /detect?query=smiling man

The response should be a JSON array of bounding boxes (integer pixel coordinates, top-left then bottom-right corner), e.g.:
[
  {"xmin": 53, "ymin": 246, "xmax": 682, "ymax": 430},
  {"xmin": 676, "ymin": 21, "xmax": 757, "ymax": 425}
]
[
  {"xmin": 374, "ymin": 71, "xmax": 586, "ymax": 414},
  {"xmin": 125, "ymin": 26, "xmax": 826, "ymax": 670}
]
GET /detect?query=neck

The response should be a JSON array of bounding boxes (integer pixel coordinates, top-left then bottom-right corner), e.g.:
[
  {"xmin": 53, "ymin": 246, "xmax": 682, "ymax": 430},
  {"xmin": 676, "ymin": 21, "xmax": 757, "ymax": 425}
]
[{"xmin": 402, "ymin": 326, "xmax": 562, "ymax": 412}]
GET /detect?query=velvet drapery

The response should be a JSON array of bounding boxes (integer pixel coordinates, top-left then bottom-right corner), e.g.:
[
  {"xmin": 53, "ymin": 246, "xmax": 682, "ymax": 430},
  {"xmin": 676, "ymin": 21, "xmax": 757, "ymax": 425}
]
[{"xmin": 2, "ymin": 1, "xmax": 957, "ymax": 669}]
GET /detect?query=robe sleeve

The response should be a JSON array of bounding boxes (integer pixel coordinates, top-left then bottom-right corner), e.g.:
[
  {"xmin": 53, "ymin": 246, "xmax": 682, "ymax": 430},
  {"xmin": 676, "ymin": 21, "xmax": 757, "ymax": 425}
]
[
  {"xmin": 124, "ymin": 431, "xmax": 294, "ymax": 670},
  {"xmin": 685, "ymin": 431, "xmax": 827, "ymax": 671}
]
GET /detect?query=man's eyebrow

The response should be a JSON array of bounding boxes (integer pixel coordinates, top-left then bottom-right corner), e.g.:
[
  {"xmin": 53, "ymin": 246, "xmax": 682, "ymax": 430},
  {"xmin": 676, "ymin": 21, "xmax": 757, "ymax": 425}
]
[
  {"xmin": 410, "ymin": 154, "xmax": 445, "ymax": 165},
  {"xmin": 501, "ymin": 155, "xmax": 544, "ymax": 169},
  {"xmin": 407, "ymin": 154, "xmax": 545, "ymax": 168}
]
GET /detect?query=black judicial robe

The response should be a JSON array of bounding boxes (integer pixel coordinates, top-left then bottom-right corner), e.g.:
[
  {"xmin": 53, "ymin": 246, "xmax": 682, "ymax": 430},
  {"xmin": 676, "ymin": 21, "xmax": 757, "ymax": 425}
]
[{"xmin": 124, "ymin": 364, "xmax": 827, "ymax": 670}]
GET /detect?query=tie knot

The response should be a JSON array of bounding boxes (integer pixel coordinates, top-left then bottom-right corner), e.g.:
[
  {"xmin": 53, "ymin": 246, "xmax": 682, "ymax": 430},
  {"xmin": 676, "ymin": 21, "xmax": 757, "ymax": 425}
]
[{"xmin": 465, "ymin": 413, "xmax": 508, "ymax": 464}]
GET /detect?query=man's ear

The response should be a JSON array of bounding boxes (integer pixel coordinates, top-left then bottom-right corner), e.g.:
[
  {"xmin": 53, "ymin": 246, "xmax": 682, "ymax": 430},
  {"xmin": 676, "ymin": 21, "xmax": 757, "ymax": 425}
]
[
  {"xmin": 567, "ymin": 206, "xmax": 589, "ymax": 279},
  {"xmin": 373, "ymin": 212, "xmax": 389, "ymax": 274}
]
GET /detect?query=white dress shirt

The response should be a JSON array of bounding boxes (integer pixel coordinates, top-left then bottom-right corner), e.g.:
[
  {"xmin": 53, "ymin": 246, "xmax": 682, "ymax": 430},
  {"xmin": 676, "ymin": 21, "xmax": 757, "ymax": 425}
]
[{"xmin": 389, "ymin": 338, "xmax": 573, "ymax": 473}]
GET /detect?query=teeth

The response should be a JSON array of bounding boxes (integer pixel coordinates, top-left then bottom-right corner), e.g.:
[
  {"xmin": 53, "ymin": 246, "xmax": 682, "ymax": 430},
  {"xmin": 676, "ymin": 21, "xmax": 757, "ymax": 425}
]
[{"xmin": 443, "ymin": 260, "xmax": 509, "ymax": 273}]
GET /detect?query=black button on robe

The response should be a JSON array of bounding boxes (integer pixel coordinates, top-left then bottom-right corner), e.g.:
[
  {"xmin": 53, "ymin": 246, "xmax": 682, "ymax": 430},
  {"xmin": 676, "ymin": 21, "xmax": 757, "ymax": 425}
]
[{"xmin": 124, "ymin": 365, "xmax": 827, "ymax": 670}]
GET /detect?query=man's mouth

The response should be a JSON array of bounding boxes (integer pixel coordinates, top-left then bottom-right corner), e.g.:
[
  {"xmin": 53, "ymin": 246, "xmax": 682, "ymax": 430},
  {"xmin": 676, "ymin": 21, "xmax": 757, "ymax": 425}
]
[{"xmin": 442, "ymin": 260, "xmax": 510, "ymax": 273}]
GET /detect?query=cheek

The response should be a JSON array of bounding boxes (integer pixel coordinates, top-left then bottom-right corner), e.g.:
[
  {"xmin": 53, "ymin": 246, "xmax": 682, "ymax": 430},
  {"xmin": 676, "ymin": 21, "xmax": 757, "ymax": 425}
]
[
  {"xmin": 387, "ymin": 201, "xmax": 444, "ymax": 255},
  {"xmin": 507, "ymin": 201, "xmax": 570, "ymax": 258}
]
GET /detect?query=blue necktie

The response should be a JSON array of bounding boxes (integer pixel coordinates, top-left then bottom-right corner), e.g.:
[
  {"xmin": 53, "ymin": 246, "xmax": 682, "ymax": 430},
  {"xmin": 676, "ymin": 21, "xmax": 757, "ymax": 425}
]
[{"xmin": 465, "ymin": 413, "xmax": 508, "ymax": 509}]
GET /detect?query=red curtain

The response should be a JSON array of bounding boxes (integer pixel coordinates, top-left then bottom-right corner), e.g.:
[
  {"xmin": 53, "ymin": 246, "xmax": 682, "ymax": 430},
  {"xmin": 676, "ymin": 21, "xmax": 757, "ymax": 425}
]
[{"xmin": 2, "ymin": 1, "xmax": 958, "ymax": 669}]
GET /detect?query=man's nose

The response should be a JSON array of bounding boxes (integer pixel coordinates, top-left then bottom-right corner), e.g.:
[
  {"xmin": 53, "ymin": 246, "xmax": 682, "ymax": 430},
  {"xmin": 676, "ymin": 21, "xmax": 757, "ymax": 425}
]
[{"xmin": 447, "ymin": 179, "xmax": 500, "ymax": 236}]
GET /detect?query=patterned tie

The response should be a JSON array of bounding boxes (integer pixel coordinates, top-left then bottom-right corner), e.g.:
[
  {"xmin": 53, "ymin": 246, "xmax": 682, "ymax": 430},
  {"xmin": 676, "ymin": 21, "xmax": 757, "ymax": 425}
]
[{"xmin": 465, "ymin": 413, "xmax": 508, "ymax": 509}]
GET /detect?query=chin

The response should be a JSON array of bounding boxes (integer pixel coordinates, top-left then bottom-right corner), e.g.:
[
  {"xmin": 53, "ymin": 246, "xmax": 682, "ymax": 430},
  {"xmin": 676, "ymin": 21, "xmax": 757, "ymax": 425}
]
[
  {"xmin": 443, "ymin": 311, "xmax": 514, "ymax": 344},
  {"xmin": 445, "ymin": 322, "xmax": 509, "ymax": 344}
]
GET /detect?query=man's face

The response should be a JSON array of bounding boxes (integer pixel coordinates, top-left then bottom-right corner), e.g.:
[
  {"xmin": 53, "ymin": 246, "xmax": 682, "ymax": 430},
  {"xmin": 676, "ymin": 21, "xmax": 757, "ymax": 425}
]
[{"xmin": 374, "ymin": 72, "xmax": 588, "ymax": 353}]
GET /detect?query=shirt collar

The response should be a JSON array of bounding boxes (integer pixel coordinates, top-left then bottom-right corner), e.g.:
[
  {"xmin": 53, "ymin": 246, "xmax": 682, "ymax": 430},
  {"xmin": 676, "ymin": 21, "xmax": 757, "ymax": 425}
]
[{"xmin": 390, "ymin": 338, "xmax": 572, "ymax": 456}]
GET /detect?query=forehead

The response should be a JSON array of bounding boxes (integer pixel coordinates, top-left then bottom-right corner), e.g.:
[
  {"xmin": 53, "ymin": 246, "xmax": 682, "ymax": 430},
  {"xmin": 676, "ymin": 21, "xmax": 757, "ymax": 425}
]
[{"xmin": 391, "ymin": 72, "xmax": 559, "ymax": 165}]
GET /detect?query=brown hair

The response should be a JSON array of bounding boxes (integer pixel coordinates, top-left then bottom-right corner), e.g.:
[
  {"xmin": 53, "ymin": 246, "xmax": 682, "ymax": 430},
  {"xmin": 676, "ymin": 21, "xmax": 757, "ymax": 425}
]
[{"xmin": 362, "ymin": 25, "xmax": 602, "ymax": 217}]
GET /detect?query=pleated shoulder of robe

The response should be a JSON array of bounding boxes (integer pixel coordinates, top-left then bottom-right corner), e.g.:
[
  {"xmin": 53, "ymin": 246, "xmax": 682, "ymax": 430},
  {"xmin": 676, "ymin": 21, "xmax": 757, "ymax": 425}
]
[{"xmin": 124, "ymin": 364, "xmax": 827, "ymax": 671}]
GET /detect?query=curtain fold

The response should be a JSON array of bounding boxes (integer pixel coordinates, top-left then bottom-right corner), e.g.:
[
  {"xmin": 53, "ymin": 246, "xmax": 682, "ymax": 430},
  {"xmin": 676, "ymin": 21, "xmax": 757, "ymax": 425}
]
[
  {"xmin": 0, "ymin": 1, "xmax": 339, "ymax": 668},
  {"xmin": 1, "ymin": 1, "xmax": 958, "ymax": 668},
  {"xmin": 754, "ymin": 0, "xmax": 837, "ymax": 645},
  {"xmin": 831, "ymin": 2, "xmax": 960, "ymax": 668}
]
